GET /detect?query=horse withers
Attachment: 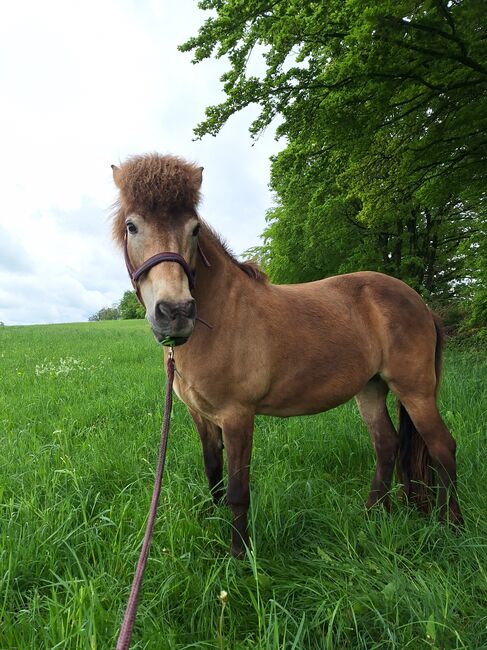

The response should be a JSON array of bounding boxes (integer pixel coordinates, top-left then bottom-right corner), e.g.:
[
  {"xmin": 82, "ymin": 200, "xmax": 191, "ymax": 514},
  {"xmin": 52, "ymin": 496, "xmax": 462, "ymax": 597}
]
[{"xmin": 112, "ymin": 153, "xmax": 463, "ymax": 557}]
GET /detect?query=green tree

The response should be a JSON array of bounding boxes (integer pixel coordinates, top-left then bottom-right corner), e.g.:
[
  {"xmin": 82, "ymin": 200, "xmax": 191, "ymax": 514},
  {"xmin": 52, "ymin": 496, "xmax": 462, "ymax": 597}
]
[
  {"xmin": 119, "ymin": 291, "xmax": 146, "ymax": 320},
  {"xmin": 181, "ymin": 0, "xmax": 487, "ymax": 302},
  {"xmin": 88, "ymin": 306, "xmax": 119, "ymax": 321},
  {"xmin": 464, "ymin": 217, "xmax": 487, "ymax": 330}
]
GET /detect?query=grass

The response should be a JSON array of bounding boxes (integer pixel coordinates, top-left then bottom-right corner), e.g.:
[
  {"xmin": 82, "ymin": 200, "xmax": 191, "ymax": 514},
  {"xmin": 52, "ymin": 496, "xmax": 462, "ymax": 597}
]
[{"xmin": 1, "ymin": 319, "xmax": 487, "ymax": 649}]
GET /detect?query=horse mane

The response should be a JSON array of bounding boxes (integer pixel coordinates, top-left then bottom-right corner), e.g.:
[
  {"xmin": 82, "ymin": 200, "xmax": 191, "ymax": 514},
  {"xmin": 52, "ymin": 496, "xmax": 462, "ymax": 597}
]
[{"xmin": 202, "ymin": 224, "xmax": 268, "ymax": 283}]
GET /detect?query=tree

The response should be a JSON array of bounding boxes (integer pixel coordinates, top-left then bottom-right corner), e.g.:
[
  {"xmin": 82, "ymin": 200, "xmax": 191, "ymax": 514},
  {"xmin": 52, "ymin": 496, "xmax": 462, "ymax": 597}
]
[
  {"xmin": 182, "ymin": 0, "xmax": 486, "ymax": 189},
  {"xmin": 119, "ymin": 291, "xmax": 145, "ymax": 320},
  {"xmin": 181, "ymin": 0, "xmax": 487, "ymax": 302},
  {"xmin": 464, "ymin": 217, "xmax": 487, "ymax": 331},
  {"xmin": 88, "ymin": 305, "xmax": 119, "ymax": 321},
  {"xmin": 263, "ymin": 142, "xmax": 482, "ymax": 300},
  {"xmin": 88, "ymin": 291, "xmax": 145, "ymax": 323}
]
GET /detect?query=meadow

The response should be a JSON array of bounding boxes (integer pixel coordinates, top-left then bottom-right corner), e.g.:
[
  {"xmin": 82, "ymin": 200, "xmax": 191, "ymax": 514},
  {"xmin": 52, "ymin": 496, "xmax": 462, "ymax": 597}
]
[{"xmin": 1, "ymin": 320, "xmax": 487, "ymax": 649}]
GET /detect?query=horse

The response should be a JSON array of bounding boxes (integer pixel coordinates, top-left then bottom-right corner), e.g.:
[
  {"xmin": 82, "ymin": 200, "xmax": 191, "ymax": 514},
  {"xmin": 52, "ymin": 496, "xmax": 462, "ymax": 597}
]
[{"xmin": 111, "ymin": 153, "xmax": 463, "ymax": 557}]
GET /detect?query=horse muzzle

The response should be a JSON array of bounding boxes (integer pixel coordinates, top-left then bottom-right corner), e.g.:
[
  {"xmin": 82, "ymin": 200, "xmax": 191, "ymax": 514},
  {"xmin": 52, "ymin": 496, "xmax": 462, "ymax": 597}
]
[{"xmin": 151, "ymin": 299, "xmax": 196, "ymax": 345}]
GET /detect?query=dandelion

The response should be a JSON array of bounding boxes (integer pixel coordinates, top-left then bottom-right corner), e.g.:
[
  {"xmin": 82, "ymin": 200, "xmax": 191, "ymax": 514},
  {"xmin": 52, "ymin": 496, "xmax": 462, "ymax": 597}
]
[
  {"xmin": 218, "ymin": 590, "xmax": 228, "ymax": 649},
  {"xmin": 218, "ymin": 590, "xmax": 228, "ymax": 605}
]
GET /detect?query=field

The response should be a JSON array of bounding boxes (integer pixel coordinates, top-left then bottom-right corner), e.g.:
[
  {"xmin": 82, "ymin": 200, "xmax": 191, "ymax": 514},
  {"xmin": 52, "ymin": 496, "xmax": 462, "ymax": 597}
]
[{"xmin": 1, "ymin": 320, "xmax": 487, "ymax": 649}]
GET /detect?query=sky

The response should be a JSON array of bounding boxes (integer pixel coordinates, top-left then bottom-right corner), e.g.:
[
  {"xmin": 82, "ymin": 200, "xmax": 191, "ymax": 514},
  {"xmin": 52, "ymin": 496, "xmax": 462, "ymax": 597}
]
[{"xmin": 0, "ymin": 0, "xmax": 279, "ymax": 325}]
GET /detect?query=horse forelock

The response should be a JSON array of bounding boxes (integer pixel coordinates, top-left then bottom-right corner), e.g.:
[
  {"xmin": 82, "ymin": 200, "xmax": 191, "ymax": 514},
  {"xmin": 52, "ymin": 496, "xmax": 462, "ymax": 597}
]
[{"xmin": 112, "ymin": 153, "xmax": 202, "ymax": 247}]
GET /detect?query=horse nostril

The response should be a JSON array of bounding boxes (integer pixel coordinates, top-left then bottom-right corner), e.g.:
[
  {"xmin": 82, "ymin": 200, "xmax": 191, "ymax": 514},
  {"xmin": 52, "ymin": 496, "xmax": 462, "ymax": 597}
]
[
  {"xmin": 185, "ymin": 300, "xmax": 196, "ymax": 319},
  {"xmin": 155, "ymin": 299, "xmax": 196, "ymax": 323},
  {"xmin": 156, "ymin": 300, "xmax": 172, "ymax": 322}
]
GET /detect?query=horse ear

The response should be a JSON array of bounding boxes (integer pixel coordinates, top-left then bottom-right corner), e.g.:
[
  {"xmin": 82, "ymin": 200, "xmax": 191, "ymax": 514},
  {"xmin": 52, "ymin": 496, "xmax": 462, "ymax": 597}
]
[
  {"xmin": 196, "ymin": 166, "xmax": 204, "ymax": 188},
  {"xmin": 111, "ymin": 164, "xmax": 122, "ymax": 187}
]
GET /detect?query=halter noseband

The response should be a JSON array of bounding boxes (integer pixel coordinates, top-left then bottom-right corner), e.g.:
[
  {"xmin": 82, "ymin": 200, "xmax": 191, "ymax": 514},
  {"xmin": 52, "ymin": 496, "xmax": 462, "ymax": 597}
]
[{"xmin": 123, "ymin": 236, "xmax": 210, "ymax": 306}]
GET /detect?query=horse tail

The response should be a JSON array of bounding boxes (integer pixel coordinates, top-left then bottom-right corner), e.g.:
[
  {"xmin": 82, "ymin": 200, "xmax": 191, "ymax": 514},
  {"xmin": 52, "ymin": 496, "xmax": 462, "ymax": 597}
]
[{"xmin": 396, "ymin": 311, "xmax": 442, "ymax": 512}]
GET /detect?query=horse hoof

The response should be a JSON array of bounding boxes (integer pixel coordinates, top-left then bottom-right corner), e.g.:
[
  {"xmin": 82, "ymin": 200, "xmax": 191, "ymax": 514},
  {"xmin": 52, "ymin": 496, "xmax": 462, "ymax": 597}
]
[
  {"xmin": 230, "ymin": 544, "xmax": 245, "ymax": 559},
  {"xmin": 448, "ymin": 511, "xmax": 464, "ymax": 530},
  {"xmin": 212, "ymin": 492, "xmax": 226, "ymax": 506},
  {"xmin": 366, "ymin": 496, "xmax": 391, "ymax": 513}
]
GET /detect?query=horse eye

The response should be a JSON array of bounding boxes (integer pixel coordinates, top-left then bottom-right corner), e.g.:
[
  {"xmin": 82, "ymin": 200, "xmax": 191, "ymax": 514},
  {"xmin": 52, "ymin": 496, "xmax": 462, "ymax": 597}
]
[
  {"xmin": 126, "ymin": 222, "xmax": 138, "ymax": 235},
  {"xmin": 192, "ymin": 224, "xmax": 201, "ymax": 237}
]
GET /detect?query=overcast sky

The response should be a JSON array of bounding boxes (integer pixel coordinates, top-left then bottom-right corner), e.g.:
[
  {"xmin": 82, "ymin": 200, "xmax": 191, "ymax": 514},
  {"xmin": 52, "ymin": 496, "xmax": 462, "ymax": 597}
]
[{"xmin": 0, "ymin": 0, "xmax": 279, "ymax": 325}]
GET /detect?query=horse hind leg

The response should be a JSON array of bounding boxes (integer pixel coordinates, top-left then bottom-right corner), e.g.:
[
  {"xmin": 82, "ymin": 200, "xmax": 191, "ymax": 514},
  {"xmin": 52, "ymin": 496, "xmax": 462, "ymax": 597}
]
[
  {"xmin": 383, "ymin": 311, "xmax": 462, "ymax": 525},
  {"xmin": 355, "ymin": 377, "xmax": 399, "ymax": 511},
  {"xmin": 394, "ymin": 393, "xmax": 463, "ymax": 526}
]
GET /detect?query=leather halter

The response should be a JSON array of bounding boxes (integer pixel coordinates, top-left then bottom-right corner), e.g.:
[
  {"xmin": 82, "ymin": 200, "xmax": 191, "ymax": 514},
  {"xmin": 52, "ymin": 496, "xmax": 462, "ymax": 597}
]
[{"xmin": 123, "ymin": 235, "xmax": 211, "ymax": 306}]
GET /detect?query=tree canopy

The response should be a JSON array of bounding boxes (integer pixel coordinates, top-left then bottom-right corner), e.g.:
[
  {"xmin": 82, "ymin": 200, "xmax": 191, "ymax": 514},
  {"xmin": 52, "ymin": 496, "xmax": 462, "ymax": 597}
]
[
  {"xmin": 88, "ymin": 305, "xmax": 120, "ymax": 322},
  {"xmin": 88, "ymin": 291, "xmax": 145, "ymax": 322},
  {"xmin": 181, "ymin": 0, "xmax": 487, "ymax": 312},
  {"xmin": 119, "ymin": 290, "xmax": 146, "ymax": 320}
]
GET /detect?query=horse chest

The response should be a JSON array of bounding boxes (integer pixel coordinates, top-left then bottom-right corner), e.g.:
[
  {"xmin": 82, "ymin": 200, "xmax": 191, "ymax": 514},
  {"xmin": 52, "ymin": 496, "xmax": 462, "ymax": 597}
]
[{"xmin": 172, "ymin": 370, "xmax": 220, "ymax": 419}]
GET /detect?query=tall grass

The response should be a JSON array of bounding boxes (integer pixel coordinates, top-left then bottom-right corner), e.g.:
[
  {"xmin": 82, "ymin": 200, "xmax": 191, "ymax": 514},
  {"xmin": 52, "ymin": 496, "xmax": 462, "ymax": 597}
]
[{"xmin": 1, "ymin": 321, "xmax": 486, "ymax": 649}]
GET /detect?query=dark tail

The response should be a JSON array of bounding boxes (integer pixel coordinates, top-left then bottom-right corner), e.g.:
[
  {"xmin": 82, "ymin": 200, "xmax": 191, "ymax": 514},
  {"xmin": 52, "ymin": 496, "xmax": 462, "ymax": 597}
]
[{"xmin": 396, "ymin": 312, "xmax": 443, "ymax": 512}]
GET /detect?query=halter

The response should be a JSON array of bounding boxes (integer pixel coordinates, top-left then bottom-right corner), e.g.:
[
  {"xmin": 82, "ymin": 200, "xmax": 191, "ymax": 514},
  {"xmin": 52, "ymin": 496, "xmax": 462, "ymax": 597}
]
[{"xmin": 123, "ymin": 235, "xmax": 211, "ymax": 306}]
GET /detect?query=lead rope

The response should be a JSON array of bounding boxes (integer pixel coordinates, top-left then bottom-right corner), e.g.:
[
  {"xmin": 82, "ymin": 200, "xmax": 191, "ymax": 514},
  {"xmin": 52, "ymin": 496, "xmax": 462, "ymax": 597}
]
[{"xmin": 115, "ymin": 348, "xmax": 175, "ymax": 650}]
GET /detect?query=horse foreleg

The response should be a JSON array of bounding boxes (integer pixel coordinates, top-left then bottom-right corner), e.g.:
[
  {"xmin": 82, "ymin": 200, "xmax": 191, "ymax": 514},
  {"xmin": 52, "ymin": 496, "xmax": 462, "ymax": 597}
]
[
  {"xmin": 189, "ymin": 409, "xmax": 224, "ymax": 504},
  {"xmin": 222, "ymin": 415, "xmax": 254, "ymax": 558},
  {"xmin": 356, "ymin": 378, "xmax": 398, "ymax": 511}
]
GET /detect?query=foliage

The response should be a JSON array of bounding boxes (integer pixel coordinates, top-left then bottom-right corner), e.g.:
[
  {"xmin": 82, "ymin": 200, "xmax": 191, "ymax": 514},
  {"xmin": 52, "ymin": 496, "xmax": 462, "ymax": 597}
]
[
  {"xmin": 181, "ymin": 0, "xmax": 487, "ymax": 305},
  {"xmin": 88, "ymin": 305, "xmax": 119, "ymax": 321},
  {"xmin": 88, "ymin": 292, "xmax": 145, "ymax": 322},
  {"xmin": 118, "ymin": 290, "xmax": 146, "ymax": 320},
  {"xmin": 462, "ymin": 220, "xmax": 487, "ymax": 329},
  {"xmin": 1, "ymin": 320, "xmax": 487, "ymax": 647}
]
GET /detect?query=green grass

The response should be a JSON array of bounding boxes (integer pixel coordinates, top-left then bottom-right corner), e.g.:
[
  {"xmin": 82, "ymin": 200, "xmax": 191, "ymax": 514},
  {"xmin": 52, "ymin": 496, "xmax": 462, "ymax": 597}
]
[{"xmin": 1, "ymin": 320, "xmax": 487, "ymax": 649}]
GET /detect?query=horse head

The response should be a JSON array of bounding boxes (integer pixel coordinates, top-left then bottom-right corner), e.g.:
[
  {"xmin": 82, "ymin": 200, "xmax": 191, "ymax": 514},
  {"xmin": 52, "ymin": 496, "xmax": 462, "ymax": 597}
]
[{"xmin": 112, "ymin": 154, "xmax": 204, "ymax": 345}]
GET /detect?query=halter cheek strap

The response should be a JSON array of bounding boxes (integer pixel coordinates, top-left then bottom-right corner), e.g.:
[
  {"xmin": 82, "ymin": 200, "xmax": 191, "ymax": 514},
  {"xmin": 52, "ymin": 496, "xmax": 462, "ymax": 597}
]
[{"xmin": 123, "ymin": 236, "xmax": 211, "ymax": 306}]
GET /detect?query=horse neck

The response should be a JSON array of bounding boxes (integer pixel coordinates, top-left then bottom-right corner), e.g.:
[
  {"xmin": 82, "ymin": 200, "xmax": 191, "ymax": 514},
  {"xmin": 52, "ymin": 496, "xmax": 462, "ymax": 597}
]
[
  {"xmin": 195, "ymin": 228, "xmax": 242, "ymax": 297},
  {"xmin": 192, "ymin": 227, "xmax": 259, "ymax": 324},
  {"xmin": 176, "ymin": 227, "xmax": 269, "ymax": 370}
]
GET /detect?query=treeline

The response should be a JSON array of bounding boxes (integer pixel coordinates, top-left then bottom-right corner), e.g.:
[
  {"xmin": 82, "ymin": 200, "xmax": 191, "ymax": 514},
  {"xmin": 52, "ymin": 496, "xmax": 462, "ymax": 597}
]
[
  {"xmin": 181, "ymin": 0, "xmax": 487, "ymax": 338},
  {"xmin": 89, "ymin": 291, "xmax": 145, "ymax": 322}
]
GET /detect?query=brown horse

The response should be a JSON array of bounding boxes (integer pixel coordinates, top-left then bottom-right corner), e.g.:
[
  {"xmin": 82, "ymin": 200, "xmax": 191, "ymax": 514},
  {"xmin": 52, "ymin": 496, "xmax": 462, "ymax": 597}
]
[{"xmin": 112, "ymin": 153, "xmax": 463, "ymax": 557}]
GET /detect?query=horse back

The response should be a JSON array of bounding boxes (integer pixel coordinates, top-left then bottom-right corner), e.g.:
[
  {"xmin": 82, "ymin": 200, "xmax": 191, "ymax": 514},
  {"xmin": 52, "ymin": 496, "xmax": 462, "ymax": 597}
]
[{"xmin": 252, "ymin": 271, "xmax": 435, "ymax": 416}]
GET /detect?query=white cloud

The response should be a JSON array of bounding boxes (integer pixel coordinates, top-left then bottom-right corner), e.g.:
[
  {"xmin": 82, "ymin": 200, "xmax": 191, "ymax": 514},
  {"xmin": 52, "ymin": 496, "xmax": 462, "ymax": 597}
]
[
  {"xmin": 0, "ymin": 225, "xmax": 33, "ymax": 273},
  {"xmin": 0, "ymin": 0, "xmax": 279, "ymax": 325}
]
